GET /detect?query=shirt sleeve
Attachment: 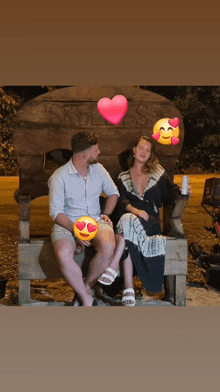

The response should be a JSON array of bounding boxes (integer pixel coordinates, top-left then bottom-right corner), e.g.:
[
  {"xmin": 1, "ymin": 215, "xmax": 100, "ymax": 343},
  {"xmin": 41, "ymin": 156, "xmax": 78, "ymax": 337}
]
[
  {"xmin": 98, "ymin": 164, "xmax": 120, "ymax": 197},
  {"xmin": 48, "ymin": 174, "xmax": 65, "ymax": 221}
]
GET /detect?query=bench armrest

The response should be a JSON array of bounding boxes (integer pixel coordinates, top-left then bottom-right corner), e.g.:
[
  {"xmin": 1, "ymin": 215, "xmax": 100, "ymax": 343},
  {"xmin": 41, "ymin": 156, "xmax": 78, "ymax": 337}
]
[{"xmin": 163, "ymin": 194, "xmax": 189, "ymax": 238}]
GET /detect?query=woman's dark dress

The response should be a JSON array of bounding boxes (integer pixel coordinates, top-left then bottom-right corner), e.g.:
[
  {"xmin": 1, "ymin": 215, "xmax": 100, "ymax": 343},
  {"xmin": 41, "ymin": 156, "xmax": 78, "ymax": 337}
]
[{"xmin": 114, "ymin": 164, "xmax": 179, "ymax": 293}]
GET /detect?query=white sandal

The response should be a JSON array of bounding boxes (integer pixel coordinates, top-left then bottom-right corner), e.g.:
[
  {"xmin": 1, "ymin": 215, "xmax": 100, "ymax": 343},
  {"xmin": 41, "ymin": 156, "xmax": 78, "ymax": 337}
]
[
  {"xmin": 98, "ymin": 267, "xmax": 119, "ymax": 286},
  {"xmin": 122, "ymin": 288, "xmax": 136, "ymax": 306}
]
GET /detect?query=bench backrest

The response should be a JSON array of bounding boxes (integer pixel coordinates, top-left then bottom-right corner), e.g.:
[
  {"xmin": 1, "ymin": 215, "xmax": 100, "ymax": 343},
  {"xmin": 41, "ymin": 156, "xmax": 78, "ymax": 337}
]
[{"xmin": 13, "ymin": 86, "xmax": 184, "ymax": 202}]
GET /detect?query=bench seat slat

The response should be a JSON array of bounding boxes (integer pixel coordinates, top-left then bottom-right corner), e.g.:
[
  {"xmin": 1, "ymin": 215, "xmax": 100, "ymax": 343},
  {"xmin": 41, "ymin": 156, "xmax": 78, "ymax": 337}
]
[{"xmin": 19, "ymin": 236, "xmax": 187, "ymax": 280}]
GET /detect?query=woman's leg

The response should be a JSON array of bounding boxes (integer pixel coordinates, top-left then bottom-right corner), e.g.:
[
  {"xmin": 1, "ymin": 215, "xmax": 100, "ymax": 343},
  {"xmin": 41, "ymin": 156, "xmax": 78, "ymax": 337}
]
[
  {"xmin": 122, "ymin": 254, "xmax": 135, "ymax": 306},
  {"xmin": 123, "ymin": 254, "xmax": 133, "ymax": 289}
]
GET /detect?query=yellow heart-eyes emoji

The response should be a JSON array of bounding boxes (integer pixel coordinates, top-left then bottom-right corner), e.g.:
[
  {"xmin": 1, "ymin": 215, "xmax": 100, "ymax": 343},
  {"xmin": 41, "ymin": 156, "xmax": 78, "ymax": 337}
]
[{"xmin": 74, "ymin": 216, "xmax": 99, "ymax": 241}]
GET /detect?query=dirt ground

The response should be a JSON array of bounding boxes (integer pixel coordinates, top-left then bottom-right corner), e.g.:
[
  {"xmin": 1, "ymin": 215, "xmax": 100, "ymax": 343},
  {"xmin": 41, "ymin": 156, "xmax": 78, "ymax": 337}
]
[{"xmin": 0, "ymin": 175, "xmax": 220, "ymax": 306}]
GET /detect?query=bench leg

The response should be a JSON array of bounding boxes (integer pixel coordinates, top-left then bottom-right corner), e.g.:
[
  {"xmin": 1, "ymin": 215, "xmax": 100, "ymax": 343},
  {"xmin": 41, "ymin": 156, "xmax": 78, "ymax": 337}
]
[
  {"xmin": 19, "ymin": 280, "xmax": 31, "ymax": 306},
  {"xmin": 174, "ymin": 274, "xmax": 187, "ymax": 306},
  {"xmin": 164, "ymin": 275, "xmax": 187, "ymax": 306},
  {"xmin": 164, "ymin": 276, "xmax": 175, "ymax": 304}
]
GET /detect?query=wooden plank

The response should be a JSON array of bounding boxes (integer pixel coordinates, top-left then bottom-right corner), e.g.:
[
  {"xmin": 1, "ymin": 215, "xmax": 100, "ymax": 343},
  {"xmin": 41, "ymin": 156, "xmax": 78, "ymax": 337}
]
[
  {"xmin": 19, "ymin": 280, "xmax": 31, "ymax": 306},
  {"xmin": 17, "ymin": 155, "xmax": 44, "ymax": 175},
  {"xmin": 19, "ymin": 239, "xmax": 84, "ymax": 280},
  {"xmin": 165, "ymin": 238, "xmax": 188, "ymax": 275},
  {"xmin": 14, "ymin": 87, "xmax": 184, "ymax": 158},
  {"xmin": 164, "ymin": 261, "xmax": 187, "ymax": 275},
  {"xmin": 14, "ymin": 124, "xmax": 183, "ymax": 157},
  {"xmin": 171, "ymin": 194, "xmax": 189, "ymax": 219},
  {"xmin": 164, "ymin": 276, "xmax": 175, "ymax": 303},
  {"xmin": 19, "ymin": 236, "xmax": 187, "ymax": 279},
  {"xmin": 174, "ymin": 275, "xmax": 187, "ymax": 306},
  {"xmin": 19, "ymin": 221, "xmax": 30, "ymax": 243},
  {"xmin": 19, "ymin": 195, "xmax": 30, "ymax": 221}
]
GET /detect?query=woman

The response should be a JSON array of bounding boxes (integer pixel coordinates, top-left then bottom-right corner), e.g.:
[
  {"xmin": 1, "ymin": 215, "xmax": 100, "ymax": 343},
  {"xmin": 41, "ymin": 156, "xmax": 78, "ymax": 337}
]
[{"xmin": 98, "ymin": 136, "xmax": 180, "ymax": 306}]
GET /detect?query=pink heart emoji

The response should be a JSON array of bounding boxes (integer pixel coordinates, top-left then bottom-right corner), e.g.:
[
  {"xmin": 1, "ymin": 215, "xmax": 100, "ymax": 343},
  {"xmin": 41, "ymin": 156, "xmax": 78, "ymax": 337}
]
[
  {"xmin": 171, "ymin": 136, "xmax": 180, "ymax": 145},
  {"xmin": 76, "ymin": 221, "xmax": 86, "ymax": 231},
  {"xmin": 152, "ymin": 132, "xmax": 160, "ymax": 141},
  {"xmin": 97, "ymin": 95, "xmax": 128, "ymax": 125},
  {"xmin": 168, "ymin": 117, "xmax": 179, "ymax": 128},
  {"xmin": 87, "ymin": 223, "xmax": 97, "ymax": 233}
]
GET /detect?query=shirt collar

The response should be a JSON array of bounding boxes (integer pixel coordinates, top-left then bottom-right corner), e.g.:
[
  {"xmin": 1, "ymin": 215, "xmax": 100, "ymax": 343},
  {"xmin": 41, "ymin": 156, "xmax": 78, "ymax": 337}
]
[
  {"xmin": 68, "ymin": 158, "xmax": 91, "ymax": 176},
  {"xmin": 68, "ymin": 159, "xmax": 78, "ymax": 174}
]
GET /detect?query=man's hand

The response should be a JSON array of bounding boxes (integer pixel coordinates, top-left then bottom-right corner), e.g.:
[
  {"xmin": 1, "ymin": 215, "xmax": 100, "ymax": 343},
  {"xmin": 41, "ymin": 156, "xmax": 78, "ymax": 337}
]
[
  {"xmin": 136, "ymin": 210, "xmax": 149, "ymax": 221},
  {"xmin": 100, "ymin": 214, "xmax": 113, "ymax": 228},
  {"xmin": 76, "ymin": 238, "xmax": 91, "ymax": 247}
]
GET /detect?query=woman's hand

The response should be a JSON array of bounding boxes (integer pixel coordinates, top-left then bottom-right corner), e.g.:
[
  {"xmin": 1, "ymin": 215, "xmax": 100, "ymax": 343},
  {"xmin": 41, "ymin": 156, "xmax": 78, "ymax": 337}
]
[
  {"xmin": 188, "ymin": 185, "xmax": 192, "ymax": 196},
  {"xmin": 100, "ymin": 214, "xmax": 113, "ymax": 228},
  {"xmin": 136, "ymin": 210, "xmax": 149, "ymax": 221}
]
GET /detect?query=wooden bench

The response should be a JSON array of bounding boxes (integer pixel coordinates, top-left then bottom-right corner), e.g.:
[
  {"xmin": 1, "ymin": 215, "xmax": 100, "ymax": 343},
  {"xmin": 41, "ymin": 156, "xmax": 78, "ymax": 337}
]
[
  {"xmin": 14, "ymin": 86, "xmax": 189, "ymax": 306},
  {"xmin": 18, "ymin": 191, "xmax": 188, "ymax": 306}
]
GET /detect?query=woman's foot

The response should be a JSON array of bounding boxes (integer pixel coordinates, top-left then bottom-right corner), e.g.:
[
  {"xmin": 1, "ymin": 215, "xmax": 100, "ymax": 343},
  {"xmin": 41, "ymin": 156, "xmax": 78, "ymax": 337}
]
[
  {"xmin": 98, "ymin": 267, "xmax": 119, "ymax": 285},
  {"xmin": 122, "ymin": 288, "xmax": 135, "ymax": 306}
]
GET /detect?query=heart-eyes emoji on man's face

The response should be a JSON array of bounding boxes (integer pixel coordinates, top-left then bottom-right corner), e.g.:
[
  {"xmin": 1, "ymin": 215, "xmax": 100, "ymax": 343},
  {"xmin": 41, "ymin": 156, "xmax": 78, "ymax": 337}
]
[{"xmin": 74, "ymin": 216, "xmax": 99, "ymax": 241}]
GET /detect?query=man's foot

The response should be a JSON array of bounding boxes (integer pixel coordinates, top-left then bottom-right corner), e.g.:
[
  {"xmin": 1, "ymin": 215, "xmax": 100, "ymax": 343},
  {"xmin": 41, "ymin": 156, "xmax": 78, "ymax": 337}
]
[
  {"xmin": 83, "ymin": 297, "xmax": 98, "ymax": 306},
  {"xmin": 122, "ymin": 288, "xmax": 135, "ymax": 306},
  {"xmin": 98, "ymin": 267, "xmax": 119, "ymax": 285},
  {"xmin": 71, "ymin": 293, "xmax": 98, "ymax": 306},
  {"xmin": 70, "ymin": 294, "xmax": 82, "ymax": 307}
]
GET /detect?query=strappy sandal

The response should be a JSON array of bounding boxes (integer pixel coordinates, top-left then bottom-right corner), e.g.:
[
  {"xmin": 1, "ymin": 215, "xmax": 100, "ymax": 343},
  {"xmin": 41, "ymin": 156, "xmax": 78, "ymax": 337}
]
[
  {"xmin": 70, "ymin": 294, "xmax": 98, "ymax": 307},
  {"xmin": 69, "ymin": 294, "xmax": 81, "ymax": 306},
  {"xmin": 122, "ymin": 288, "xmax": 136, "ymax": 306},
  {"xmin": 97, "ymin": 267, "xmax": 119, "ymax": 286}
]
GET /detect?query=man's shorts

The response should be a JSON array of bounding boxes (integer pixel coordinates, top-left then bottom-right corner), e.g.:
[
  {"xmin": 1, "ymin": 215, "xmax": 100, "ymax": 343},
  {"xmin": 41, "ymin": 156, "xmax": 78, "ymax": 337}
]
[{"xmin": 51, "ymin": 219, "xmax": 114, "ymax": 246}]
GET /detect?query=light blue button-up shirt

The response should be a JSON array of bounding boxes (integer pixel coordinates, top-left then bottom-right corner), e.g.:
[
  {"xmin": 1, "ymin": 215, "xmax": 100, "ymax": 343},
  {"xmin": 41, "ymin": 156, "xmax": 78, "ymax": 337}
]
[{"xmin": 48, "ymin": 159, "xmax": 119, "ymax": 224}]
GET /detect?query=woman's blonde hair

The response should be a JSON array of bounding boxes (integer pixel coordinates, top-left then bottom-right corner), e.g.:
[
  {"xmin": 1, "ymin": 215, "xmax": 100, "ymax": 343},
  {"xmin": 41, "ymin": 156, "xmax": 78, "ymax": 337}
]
[{"xmin": 128, "ymin": 136, "xmax": 159, "ymax": 173}]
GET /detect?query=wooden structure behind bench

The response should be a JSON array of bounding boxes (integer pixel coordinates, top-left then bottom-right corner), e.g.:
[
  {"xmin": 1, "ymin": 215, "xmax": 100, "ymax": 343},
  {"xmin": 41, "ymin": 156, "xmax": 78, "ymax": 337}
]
[{"xmin": 14, "ymin": 86, "xmax": 189, "ymax": 306}]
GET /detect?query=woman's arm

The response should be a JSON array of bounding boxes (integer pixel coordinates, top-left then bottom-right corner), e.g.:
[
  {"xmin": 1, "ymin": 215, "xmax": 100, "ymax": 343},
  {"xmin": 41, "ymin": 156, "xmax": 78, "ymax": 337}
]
[
  {"xmin": 125, "ymin": 203, "xmax": 149, "ymax": 221},
  {"xmin": 117, "ymin": 178, "xmax": 149, "ymax": 221}
]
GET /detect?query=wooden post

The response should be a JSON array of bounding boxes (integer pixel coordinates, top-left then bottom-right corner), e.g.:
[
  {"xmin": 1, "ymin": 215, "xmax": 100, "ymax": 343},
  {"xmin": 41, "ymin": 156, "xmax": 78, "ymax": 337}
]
[
  {"xmin": 19, "ymin": 194, "xmax": 31, "ymax": 305},
  {"xmin": 174, "ymin": 275, "xmax": 187, "ymax": 306},
  {"xmin": 164, "ymin": 276, "xmax": 175, "ymax": 304},
  {"xmin": 163, "ymin": 194, "xmax": 189, "ymax": 238},
  {"xmin": 19, "ymin": 195, "xmax": 30, "ymax": 243},
  {"xmin": 19, "ymin": 280, "xmax": 31, "ymax": 305}
]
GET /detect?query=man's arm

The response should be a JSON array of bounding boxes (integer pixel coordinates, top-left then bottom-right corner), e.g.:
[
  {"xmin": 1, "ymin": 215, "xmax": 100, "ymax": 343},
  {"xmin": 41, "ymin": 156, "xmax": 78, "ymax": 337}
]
[
  {"xmin": 49, "ymin": 175, "xmax": 74, "ymax": 232},
  {"xmin": 100, "ymin": 194, "xmax": 118, "ymax": 227},
  {"xmin": 54, "ymin": 213, "xmax": 75, "ymax": 232},
  {"xmin": 102, "ymin": 194, "xmax": 118, "ymax": 216}
]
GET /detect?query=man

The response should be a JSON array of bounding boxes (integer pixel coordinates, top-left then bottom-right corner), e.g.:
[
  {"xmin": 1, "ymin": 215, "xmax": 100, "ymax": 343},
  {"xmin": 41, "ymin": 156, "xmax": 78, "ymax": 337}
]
[{"xmin": 48, "ymin": 132, "xmax": 119, "ymax": 306}]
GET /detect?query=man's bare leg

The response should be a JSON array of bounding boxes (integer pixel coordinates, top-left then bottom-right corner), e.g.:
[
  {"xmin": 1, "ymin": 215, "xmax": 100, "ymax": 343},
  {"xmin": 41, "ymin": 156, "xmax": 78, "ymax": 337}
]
[
  {"xmin": 98, "ymin": 233, "xmax": 125, "ymax": 284},
  {"xmin": 97, "ymin": 234, "xmax": 135, "ymax": 305},
  {"xmin": 84, "ymin": 229, "xmax": 115, "ymax": 292},
  {"xmin": 53, "ymin": 239, "xmax": 94, "ymax": 306}
]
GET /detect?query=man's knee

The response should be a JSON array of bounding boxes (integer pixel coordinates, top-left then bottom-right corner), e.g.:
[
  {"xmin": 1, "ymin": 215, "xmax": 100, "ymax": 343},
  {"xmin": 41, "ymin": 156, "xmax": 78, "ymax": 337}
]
[
  {"xmin": 93, "ymin": 231, "xmax": 115, "ymax": 256},
  {"xmin": 53, "ymin": 239, "xmax": 75, "ymax": 261}
]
